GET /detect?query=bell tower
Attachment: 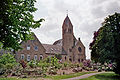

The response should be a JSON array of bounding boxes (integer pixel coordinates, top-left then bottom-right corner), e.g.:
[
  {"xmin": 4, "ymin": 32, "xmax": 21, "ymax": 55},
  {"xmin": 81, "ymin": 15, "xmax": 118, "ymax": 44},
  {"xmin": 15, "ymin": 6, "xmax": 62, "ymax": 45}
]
[{"xmin": 62, "ymin": 15, "xmax": 74, "ymax": 54}]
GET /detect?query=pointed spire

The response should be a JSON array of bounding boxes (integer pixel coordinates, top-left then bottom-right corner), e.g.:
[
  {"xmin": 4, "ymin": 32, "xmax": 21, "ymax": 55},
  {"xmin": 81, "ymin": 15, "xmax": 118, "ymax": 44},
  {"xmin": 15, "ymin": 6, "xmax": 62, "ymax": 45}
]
[{"xmin": 63, "ymin": 15, "xmax": 72, "ymax": 27}]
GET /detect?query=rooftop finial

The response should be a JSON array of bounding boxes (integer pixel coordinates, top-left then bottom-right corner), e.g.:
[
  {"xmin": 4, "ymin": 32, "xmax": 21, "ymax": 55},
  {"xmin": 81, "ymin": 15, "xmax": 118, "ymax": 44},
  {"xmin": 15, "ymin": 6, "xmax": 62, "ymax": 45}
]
[{"xmin": 66, "ymin": 10, "xmax": 68, "ymax": 16}]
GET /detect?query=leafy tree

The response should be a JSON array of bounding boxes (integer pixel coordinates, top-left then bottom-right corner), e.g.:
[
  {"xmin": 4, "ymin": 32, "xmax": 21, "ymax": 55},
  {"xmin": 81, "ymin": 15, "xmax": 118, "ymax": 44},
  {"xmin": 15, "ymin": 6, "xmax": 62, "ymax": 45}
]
[
  {"xmin": 0, "ymin": 0, "xmax": 44, "ymax": 50},
  {"xmin": 90, "ymin": 13, "xmax": 120, "ymax": 75}
]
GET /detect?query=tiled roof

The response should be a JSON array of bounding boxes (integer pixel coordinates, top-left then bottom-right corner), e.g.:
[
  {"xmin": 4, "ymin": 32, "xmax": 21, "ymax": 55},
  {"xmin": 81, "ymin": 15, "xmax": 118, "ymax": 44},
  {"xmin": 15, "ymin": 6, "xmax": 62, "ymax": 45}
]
[
  {"xmin": 42, "ymin": 44, "xmax": 62, "ymax": 54},
  {"xmin": 53, "ymin": 39, "xmax": 62, "ymax": 46}
]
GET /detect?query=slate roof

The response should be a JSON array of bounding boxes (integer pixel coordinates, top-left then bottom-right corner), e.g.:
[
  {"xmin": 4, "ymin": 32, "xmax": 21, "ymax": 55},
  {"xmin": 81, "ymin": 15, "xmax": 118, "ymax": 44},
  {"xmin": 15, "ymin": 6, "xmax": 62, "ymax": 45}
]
[
  {"xmin": 42, "ymin": 44, "xmax": 62, "ymax": 54},
  {"xmin": 53, "ymin": 39, "xmax": 62, "ymax": 46}
]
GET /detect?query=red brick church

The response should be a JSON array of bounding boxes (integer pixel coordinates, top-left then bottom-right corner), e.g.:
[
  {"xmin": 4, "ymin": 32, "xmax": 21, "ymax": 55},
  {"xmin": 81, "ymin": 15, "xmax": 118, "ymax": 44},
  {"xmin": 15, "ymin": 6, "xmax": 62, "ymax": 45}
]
[{"xmin": 16, "ymin": 15, "xmax": 86, "ymax": 63}]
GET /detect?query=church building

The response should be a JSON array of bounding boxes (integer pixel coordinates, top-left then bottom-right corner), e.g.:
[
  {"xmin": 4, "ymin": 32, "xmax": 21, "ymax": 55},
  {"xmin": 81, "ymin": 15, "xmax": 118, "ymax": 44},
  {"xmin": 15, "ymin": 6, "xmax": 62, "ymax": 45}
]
[{"xmin": 16, "ymin": 15, "xmax": 86, "ymax": 63}]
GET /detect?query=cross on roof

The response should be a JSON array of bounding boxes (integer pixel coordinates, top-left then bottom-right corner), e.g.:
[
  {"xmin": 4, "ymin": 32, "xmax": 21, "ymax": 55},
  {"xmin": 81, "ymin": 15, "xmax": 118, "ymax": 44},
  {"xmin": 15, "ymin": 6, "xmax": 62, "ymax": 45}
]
[{"xmin": 66, "ymin": 10, "xmax": 68, "ymax": 16}]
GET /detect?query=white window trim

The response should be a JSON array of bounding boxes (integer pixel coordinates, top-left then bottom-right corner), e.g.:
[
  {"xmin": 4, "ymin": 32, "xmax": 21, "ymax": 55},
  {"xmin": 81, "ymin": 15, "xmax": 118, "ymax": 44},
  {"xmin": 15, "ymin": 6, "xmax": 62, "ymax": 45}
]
[
  {"xmin": 34, "ymin": 55, "xmax": 37, "ymax": 60},
  {"xmin": 40, "ymin": 55, "xmax": 43, "ymax": 60},
  {"xmin": 21, "ymin": 54, "xmax": 24, "ymax": 60},
  {"xmin": 27, "ymin": 55, "xmax": 30, "ymax": 61},
  {"xmin": 27, "ymin": 45, "xmax": 30, "ymax": 50}
]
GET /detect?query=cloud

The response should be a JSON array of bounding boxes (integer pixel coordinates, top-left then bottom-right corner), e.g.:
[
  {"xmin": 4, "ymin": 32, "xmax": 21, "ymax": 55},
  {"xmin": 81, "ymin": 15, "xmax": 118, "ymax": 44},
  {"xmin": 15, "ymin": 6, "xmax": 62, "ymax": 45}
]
[
  {"xmin": 106, "ymin": 1, "xmax": 120, "ymax": 14},
  {"xmin": 91, "ymin": 6, "xmax": 106, "ymax": 18},
  {"xmin": 91, "ymin": 0, "xmax": 109, "ymax": 5},
  {"xmin": 33, "ymin": 0, "xmax": 120, "ymax": 59}
]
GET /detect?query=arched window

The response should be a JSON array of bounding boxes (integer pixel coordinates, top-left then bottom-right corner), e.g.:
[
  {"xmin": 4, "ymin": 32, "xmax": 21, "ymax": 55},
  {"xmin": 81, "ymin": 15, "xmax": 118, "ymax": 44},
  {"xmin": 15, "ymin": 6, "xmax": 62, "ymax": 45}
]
[
  {"xmin": 81, "ymin": 59, "xmax": 83, "ymax": 62},
  {"xmin": 65, "ymin": 56, "xmax": 67, "ymax": 60},
  {"xmin": 34, "ymin": 55, "xmax": 37, "ymax": 60},
  {"xmin": 21, "ymin": 54, "xmax": 24, "ymax": 60},
  {"xmin": 27, "ymin": 55, "xmax": 30, "ymax": 61},
  {"xmin": 78, "ymin": 47, "xmax": 82, "ymax": 52},
  {"xmin": 78, "ymin": 59, "xmax": 80, "ymax": 62},
  {"xmin": 40, "ymin": 55, "xmax": 43, "ymax": 60},
  {"xmin": 69, "ymin": 58, "xmax": 72, "ymax": 62}
]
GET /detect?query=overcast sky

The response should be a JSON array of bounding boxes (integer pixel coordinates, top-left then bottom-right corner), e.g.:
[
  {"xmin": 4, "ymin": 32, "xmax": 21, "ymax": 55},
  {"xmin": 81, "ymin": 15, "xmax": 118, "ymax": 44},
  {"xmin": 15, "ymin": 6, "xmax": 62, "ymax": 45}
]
[{"xmin": 32, "ymin": 0, "xmax": 120, "ymax": 59}]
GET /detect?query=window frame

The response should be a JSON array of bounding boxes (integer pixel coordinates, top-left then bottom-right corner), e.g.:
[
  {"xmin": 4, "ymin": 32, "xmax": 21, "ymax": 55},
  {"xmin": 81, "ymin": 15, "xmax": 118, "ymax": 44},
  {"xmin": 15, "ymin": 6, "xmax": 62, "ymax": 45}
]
[
  {"xmin": 34, "ymin": 55, "xmax": 37, "ymax": 60},
  {"xmin": 27, "ymin": 45, "xmax": 30, "ymax": 50},
  {"xmin": 40, "ymin": 55, "xmax": 43, "ymax": 60},
  {"xmin": 27, "ymin": 55, "xmax": 30, "ymax": 61},
  {"xmin": 21, "ymin": 54, "xmax": 24, "ymax": 60},
  {"xmin": 34, "ymin": 46, "xmax": 38, "ymax": 51},
  {"xmin": 78, "ymin": 47, "xmax": 82, "ymax": 52}
]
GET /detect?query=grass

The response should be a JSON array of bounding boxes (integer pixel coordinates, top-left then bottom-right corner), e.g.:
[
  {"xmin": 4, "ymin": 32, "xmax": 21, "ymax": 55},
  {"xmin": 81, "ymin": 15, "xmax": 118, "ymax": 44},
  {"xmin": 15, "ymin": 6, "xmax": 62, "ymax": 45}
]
[
  {"xmin": 0, "ymin": 72, "xmax": 119, "ymax": 80},
  {"xmin": 0, "ymin": 78, "xmax": 28, "ymax": 80},
  {"xmin": 79, "ymin": 72, "xmax": 120, "ymax": 80},
  {"xmin": 45, "ymin": 71, "xmax": 97, "ymax": 80},
  {"xmin": 0, "ymin": 71, "xmax": 96, "ymax": 80}
]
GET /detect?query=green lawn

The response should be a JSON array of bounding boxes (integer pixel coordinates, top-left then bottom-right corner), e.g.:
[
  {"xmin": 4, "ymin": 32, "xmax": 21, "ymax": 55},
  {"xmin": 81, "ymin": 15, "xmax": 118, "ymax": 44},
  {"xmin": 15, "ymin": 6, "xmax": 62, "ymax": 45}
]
[
  {"xmin": 45, "ymin": 71, "xmax": 96, "ymax": 80},
  {"xmin": 0, "ymin": 78, "xmax": 28, "ymax": 80},
  {"xmin": 0, "ymin": 71, "xmax": 96, "ymax": 80},
  {"xmin": 79, "ymin": 72, "xmax": 120, "ymax": 80}
]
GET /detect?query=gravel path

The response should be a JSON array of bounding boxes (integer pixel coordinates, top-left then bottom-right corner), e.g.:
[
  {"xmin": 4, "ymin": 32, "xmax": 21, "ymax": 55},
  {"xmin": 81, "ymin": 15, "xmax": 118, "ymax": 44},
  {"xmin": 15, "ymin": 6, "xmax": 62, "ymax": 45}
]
[{"xmin": 62, "ymin": 72, "xmax": 105, "ymax": 80}]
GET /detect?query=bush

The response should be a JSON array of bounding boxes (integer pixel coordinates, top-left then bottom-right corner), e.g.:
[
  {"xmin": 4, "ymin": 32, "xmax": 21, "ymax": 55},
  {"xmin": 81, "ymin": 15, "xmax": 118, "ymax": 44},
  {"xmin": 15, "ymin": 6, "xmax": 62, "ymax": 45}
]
[
  {"xmin": 44, "ymin": 57, "xmax": 51, "ymax": 63},
  {"xmin": 113, "ymin": 61, "xmax": 120, "ymax": 75},
  {"xmin": 48, "ymin": 67, "xmax": 57, "ymax": 75},
  {"xmin": 0, "ymin": 68, "xmax": 5, "ymax": 75},
  {"xmin": 50, "ymin": 57, "xmax": 60, "ymax": 69},
  {"xmin": 0, "ymin": 64, "xmax": 5, "ymax": 75},
  {"xmin": 63, "ymin": 62, "xmax": 68, "ymax": 68},
  {"xmin": 55, "ymin": 54, "xmax": 62, "ymax": 60},
  {"xmin": 28, "ymin": 60, "xmax": 37, "ymax": 68},
  {"xmin": 37, "ymin": 61, "xmax": 50, "ymax": 68},
  {"xmin": 0, "ymin": 53, "xmax": 18, "ymax": 76},
  {"xmin": 83, "ymin": 60, "xmax": 91, "ymax": 68},
  {"xmin": 12, "ymin": 63, "xmax": 23, "ymax": 76},
  {"xmin": 20, "ymin": 60, "xmax": 27, "ymax": 69},
  {"xmin": 79, "ymin": 62, "xmax": 83, "ymax": 67},
  {"xmin": 0, "ymin": 53, "xmax": 17, "ymax": 65}
]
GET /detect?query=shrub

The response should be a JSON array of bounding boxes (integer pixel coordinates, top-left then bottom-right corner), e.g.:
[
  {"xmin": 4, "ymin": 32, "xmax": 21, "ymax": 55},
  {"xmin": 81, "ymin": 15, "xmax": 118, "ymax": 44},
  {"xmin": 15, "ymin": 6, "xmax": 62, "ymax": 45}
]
[
  {"xmin": 0, "ymin": 53, "xmax": 17, "ymax": 65},
  {"xmin": 37, "ymin": 61, "xmax": 50, "ymax": 68},
  {"xmin": 79, "ymin": 62, "xmax": 83, "ymax": 67},
  {"xmin": 63, "ymin": 62, "xmax": 68, "ymax": 68},
  {"xmin": 20, "ymin": 60, "xmax": 27, "ymax": 69},
  {"xmin": 0, "ymin": 53, "xmax": 17, "ymax": 76},
  {"xmin": 0, "ymin": 64, "xmax": 5, "ymax": 75},
  {"xmin": 28, "ymin": 60, "xmax": 37, "ymax": 68},
  {"xmin": 12, "ymin": 63, "xmax": 23, "ymax": 76},
  {"xmin": 83, "ymin": 60, "xmax": 91, "ymax": 68},
  {"xmin": 50, "ymin": 57, "xmax": 60, "ymax": 69},
  {"xmin": 44, "ymin": 57, "xmax": 51, "ymax": 63},
  {"xmin": 55, "ymin": 54, "xmax": 62, "ymax": 60},
  {"xmin": 48, "ymin": 67, "xmax": 57, "ymax": 75}
]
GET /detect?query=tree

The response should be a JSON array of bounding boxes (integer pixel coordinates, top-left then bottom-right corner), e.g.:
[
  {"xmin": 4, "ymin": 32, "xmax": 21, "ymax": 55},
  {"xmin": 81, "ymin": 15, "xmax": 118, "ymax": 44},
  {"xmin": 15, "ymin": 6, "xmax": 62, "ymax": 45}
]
[
  {"xmin": 0, "ymin": 0, "xmax": 44, "ymax": 50},
  {"xmin": 90, "ymin": 13, "xmax": 120, "ymax": 75}
]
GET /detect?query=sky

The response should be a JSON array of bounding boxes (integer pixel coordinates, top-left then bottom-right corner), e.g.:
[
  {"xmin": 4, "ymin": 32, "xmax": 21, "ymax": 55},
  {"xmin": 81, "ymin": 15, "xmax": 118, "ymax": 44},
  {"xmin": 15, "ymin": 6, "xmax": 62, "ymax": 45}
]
[{"xmin": 32, "ymin": 0, "xmax": 120, "ymax": 59}]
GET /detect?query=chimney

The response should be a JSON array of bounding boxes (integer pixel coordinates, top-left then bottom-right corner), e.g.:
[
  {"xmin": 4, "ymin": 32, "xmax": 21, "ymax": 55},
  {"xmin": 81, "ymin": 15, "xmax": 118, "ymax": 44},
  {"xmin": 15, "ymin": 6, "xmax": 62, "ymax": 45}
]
[{"xmin": 78, "ymin": 38, "xmax": 80, "ymax": 41}]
